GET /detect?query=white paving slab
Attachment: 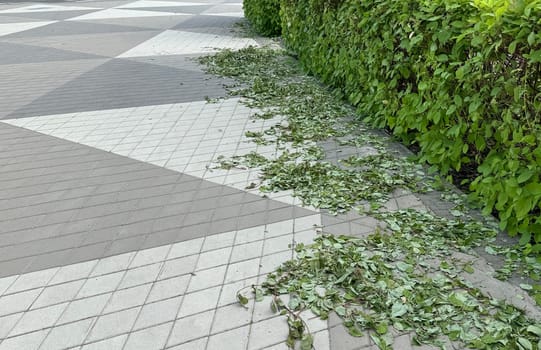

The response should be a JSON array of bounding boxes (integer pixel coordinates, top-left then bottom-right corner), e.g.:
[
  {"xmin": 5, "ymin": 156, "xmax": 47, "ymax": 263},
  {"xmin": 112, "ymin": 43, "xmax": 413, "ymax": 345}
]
[
  {"xmin": 118, "ymin": 29, "xmax": 259, "ymax": 57},
  {"xmin": 0, "ymin": 22, "xmax": 56, "ymax": 37},
  {"xmin": 0, "ymin": 216, "xmax": 326, "ymax": 349}
]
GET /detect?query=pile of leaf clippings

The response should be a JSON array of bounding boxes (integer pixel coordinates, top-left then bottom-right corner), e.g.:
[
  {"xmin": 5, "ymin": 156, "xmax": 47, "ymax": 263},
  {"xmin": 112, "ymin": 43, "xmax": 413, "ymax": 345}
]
[{"xmin": 199, "ymin": 46, "xmax": 541, "ymax": 349}]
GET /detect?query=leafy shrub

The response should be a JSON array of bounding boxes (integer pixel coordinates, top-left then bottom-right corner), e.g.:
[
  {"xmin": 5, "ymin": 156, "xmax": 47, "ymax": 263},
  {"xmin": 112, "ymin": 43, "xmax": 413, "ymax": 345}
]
[
  {"xmin": 280, "ymin": 0, "xmax": 541, "ymax": 247},
  {"xmin": 243, "ymin": 0, "xmax": 281, "ymax": 36}
]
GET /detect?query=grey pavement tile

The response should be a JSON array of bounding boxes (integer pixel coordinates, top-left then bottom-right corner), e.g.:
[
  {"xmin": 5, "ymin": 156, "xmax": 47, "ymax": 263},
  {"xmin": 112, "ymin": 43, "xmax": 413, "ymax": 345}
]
[
  {"xmin": 76, "ymin": 271, "xmax": 124, "ymax": 299},
  {"xmin": 167, "ymin": 309, "xmax": 215, "ymax": 347},
  {"xmin": 167, "ymin": 336, "xmax": 207, "ymax": 350},
  {"xmin": 146, "ymin": 275, "xmax": 190, "ymax": 303},
  {"xmin": 8, "ymin": 302, "xmax": 67, "ymax": 337},
  {"xmin": 224, "ymin": 257, "xmax": 260, "ymax": 283},
  {"xmin": 159, "ymin": 255, "xmax": 198, "ymax": 280},
  {"xmin": 0, "ymin": 329, "xmax": 49, "ymax": 350},
  {"xmin": 0, "ymin": 59, "xmax": 108, "ymax": 119},
  {"xmin": 0, "ymin": 312, "xmax": 23, "ymax": 339},
  {"xmin": 86, "ymin": 306, "xmax": 140, "ymax": 342},
  {"xmin": 5, "ymin": 268, "xmax": 57, "ymax": 295},
  {"xmin": 2, "ymin": 18, "xmax": 151, "ymax": 37},
  {"xmin": 0, "ymin": 288, "xmax": 42, "ymax": 317},
  {"xmin": 211, "ymin": 303, "xmax": 251, "ymax": 334},
  {"xmin": 8, "ymin": 58, "xmax": 227, "ymax": 118},
  {"xmin": 57, "ymin": 293, "xmax": 110, "ymax": 325},
  {"xmin": 123, "ymin": 5, "xmax": 214, "ymax": 14},
  {"xmin": 207, "ymin": 325, "xmax": 250, "ymax": 350},
  {"xmin": 0, "ymin": 41, "xmax": 105, "ymax": 65},
  {"xmin": 172, "ymin": 14, "xmax": 240, "ymax": 30},
  {"xmin": 177, "ymin": 286, "xmax": 221, "ymax": 317},
  {"xmin": 0, "ymin": 10, "xmax": 98, "ymax": 22},
  {"xmin": 103, "ymin": 283, "xmax": 152, "ymax": 313},
  {"xmin": 80, "ymin": 334, "xmax": 127, "ymax": 350},
  {"xmin": 73, "ymin": 15, "xmax": 189, "ymax": 30},
  {"xmin": 195, "ymin": 247, "xmax": 231, "ymax": 270},
  {"xmin": 133, "ymin": 296, "xmax": 181, "ymax": 330},
  {"xmin": 186, "ymin": 265, "xmax": 227, "ymax": 292},
  {"xmin": 39, "ymin": 318, "xmax": 94, "ymax": 350},
  {"xmin": 31, "ymin": 279, "xmax": 85, "ymax": 309},
  {"xmin": 248, "ymin": 317, "xmax": 290, "ymax": 350},
  {"xmin": 123, "ymin": 322, "xmax": 173, "ymax": 350},
  {"xmin": 118, "ymin": 263, "xmax": 162, "ymax": 289}
]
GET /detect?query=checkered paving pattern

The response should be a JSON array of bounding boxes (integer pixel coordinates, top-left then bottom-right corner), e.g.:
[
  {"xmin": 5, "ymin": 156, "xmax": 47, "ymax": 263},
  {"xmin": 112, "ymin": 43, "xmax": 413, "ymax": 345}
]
[
  {"xmin": 3, "ymin": 0, "xmax": 531, "ymax": 349},
  {"xmin": 0, "ymin": 0, "xmax": 331, "ymax": 349}
]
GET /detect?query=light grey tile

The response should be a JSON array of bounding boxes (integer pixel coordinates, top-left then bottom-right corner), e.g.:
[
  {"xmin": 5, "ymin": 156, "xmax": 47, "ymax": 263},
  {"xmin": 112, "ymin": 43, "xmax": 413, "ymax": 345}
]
[
  {"xmin": 81, "ymin": 334, "xmax": 127, "ymax": 350},
  {"xmin": 90, "ymin": 253, "xmax": 134, "ymax": 277},
  {"xmin": 9, "ymin": 302, "xmax": 67, "ymax": 337},
  {"xmin": 0, "ymin": 312, "xmax": 22, "ymax": 339},
  {"xmin": 32, "ymin": 280, "xmax": 85, "ymax": 309},
  {"xmin": 0, "ymin": 288, "xmax": 42, "ymax": 316},
  {"xmin": 40, "ymin": 318, "xmax": 94, "ymax": 350},
  {"xmin": 187, "ymin": 265, "xmax": 227, "ymax": 292},
  {"xmin": 159, "ymin": 255, "xmax": 197, "ymax": 280},
  {"xmin": 6, "ymin": 269, "xmax": 58, "ymax": 294},
  {"xmin": 167, "ymin": 238, "xmax": 204, "ymax": 260},
  {"xmin": 58, "ymin": 294, "xmax": 110, "ymax": 325},
  {"xmin": 118, "ymin": 263, "xmax": 162, "ymax": 289},
  {"xmin": 103, "ymin": 283, "xmax": 152, "ymax": 313},
  {"xmin": 207, "ymin": 325, "xmax": 250, "ymax": 350},
  {"xmin": 177, "ymin": 286, "xmax": 221, "ymax": 318},
  {"xmin": 49, "ymin": 261, "xmax": 97, "ymax": 285},
  {"xmin": 130, "ymin": 245, "xmax": 170, "ymax": 268},
  {"xmin": 224, "ymin": 258, "xmax": 260, "ymax": 283},
  {"xmin": 167, "ymin": 310, "xmax": 214, "ymax": 347},
  {"xmin": 76, "ymin": 271, "xmax": 124, "ymax": 299},
  {"xmin": 195, "ymin": 247, "xmax": 231, "ymax": 271},
  {"xmin": 212, "ymin": 303, "xmax": 251, "ymax": 333},
  {"xmin": 0, "ymin": 329, "xmax": 48, "ymax": 350},
  {"xmin": 87, "ymin": 307, "xmax": 140, "ymax": 342},
  {"xmin": 134, "ymin": 296, "xmax": 181, "ymax": 330},
  {"xmin": 230, "ymin": 240, "xmax": 263, "ymax": 263},
  {"xmin": 248, "ymin": 317, "xmax": 289, "ymax": 350},
  {"xmin": 146, "ymin": 275, "xmax": 190, "ymax": 303},
  {"xmin": 124, "ymin": 322, "xmax": 172, "ymax": 350}
]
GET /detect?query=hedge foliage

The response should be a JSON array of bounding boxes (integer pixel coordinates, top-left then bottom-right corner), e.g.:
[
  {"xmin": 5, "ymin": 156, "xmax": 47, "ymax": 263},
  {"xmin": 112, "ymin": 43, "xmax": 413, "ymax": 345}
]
[
  {"xmin": 278, "ymin": 0, "xmax": 541, "ymax": 247},
  {"xmin": 243, "ymin": 0, "xmax": 281, "ymax": 36}
]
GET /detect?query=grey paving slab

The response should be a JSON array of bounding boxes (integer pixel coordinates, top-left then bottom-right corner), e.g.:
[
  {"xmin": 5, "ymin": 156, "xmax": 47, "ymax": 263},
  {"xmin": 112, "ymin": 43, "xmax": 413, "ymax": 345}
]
[
  {"xmin": 124, "ymin": 5, "xmax": 214, "ymax": 14},
  {"xmin": 1, "ymin": 19, "xmax": 151, "ymax": 38},
  {"xmin": 0, "ymin": 122, "xmax": 315, "ymax": 278},
  {"xmin": 0, "ymin": 15, "xmax": 48, "ymax": 23},
  {"xmin": 1, "ymin": 30, "xmax": 161, "ymax": 57},
  {"xmin": 172, "ymin": 14, "xmax": 241, "ymax": 29},
  {"xmin": 0, "ymin": 9, "xmax": 98, "ymax": 21},
  {"xmin": 7, "ymin": 58, "xmax": 229, "ymax": 118},
  {"xmin": 0, "ymin": 41, "xmax": 105, "ymax": 65},
  {"xmin": 0, "ymin": 58, "xmax": 108, "ymax": 119},
  {"xmin": 73, "ymin": 14, "xmax": 190, "ymax": 29}
]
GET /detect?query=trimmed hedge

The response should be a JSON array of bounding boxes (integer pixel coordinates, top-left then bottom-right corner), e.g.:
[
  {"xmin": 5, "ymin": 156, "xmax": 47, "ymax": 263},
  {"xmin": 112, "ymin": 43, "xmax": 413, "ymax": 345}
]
[
  {"xmin": 279, "ymin": 0, "xmax": 541, "ymax": 245},
  {"xmin": 243, "ymin": 0, "xmax": 281, "ymax": 36}
]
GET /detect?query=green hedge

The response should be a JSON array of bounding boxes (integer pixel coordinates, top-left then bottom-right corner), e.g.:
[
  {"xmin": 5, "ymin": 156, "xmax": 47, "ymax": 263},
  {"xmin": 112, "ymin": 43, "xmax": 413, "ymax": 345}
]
[
  {"xmin": 243, "ymin": 0, "xmax": 281, "ymax": 36},
  {"xmin": 279, "ymin": 0, "xmax": 541, "ymax": 246}
]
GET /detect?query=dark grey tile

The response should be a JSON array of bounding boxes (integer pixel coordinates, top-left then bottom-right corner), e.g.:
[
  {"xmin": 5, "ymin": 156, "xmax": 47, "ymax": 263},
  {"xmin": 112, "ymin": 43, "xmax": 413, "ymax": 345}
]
[
  {"xmin": 8, "ymin": 59, "xmax": 227, "ymax": 118},
  {"xmin": 0, "ymin": 10, "xmax": 98, "ymax": 22},
  {"xmin": 0, "ymin": 41, "xmax": 104, "ymax": 65}
]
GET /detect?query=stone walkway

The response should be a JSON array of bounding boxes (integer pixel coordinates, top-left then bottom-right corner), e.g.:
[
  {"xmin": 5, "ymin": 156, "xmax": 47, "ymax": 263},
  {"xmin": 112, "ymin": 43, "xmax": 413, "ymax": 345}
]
[{"xmin": 0, "ymin": 1, "xmax": 538, "ymax": 350}]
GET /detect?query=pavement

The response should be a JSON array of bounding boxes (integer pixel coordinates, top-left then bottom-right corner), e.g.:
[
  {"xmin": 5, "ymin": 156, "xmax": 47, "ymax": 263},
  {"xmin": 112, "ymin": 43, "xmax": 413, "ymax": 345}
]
[{"xmin": 0, "ymin": 1, "xmax": 538, "ymax": 349}]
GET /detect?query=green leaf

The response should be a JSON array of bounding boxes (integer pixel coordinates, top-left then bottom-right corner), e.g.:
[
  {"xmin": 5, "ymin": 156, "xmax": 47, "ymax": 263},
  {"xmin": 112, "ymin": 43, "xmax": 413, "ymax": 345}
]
[
  {"xmin": 526, "ymin": 325, "xmax": 541, "ymax": 336},
  {"xmin": 391, "ymin": 302, "xmax": 408, "ymax": 318},
  {"xmin": 300, "ymin": 333, "xmax": 313, "ymax": 350},
  {"xmin": 517, "ymin": 337, "xmax": 533, "ymax": 350},
  {"xmin": 520, "ymin": 283, "xmax": 533, "ymax": 291},
  {"xmin": 237, "ymin": 293, "xmax": 249, "ymax": 307}
]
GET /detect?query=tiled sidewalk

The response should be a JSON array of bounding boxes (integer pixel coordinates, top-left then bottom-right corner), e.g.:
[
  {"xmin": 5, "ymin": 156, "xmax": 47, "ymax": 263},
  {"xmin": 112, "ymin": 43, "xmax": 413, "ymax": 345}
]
[
  {"xmin": 0, "ymin": 1, "xmax": 327, "ymax": 349},
  {"xmin": 1, "ymin": 1, "xmax": 539, "ymax": 350}
]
